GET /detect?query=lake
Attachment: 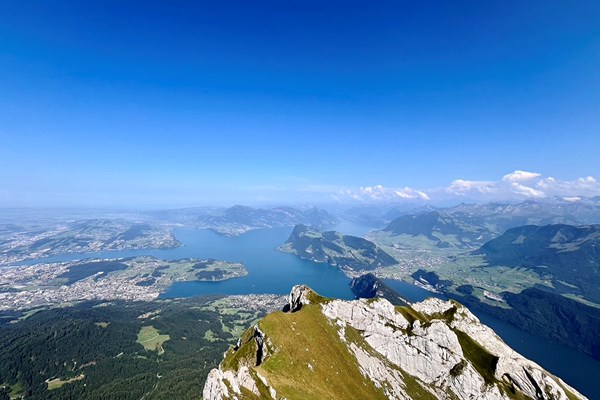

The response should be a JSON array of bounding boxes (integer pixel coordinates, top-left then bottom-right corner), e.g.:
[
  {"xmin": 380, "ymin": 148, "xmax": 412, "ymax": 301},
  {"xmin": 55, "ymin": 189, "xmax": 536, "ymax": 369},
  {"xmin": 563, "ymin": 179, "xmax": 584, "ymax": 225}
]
[
  {"xmin": 18, "ymin": 226, "xmax": 600, "ymax": 398},
  {"xmin": 22, "ymin": 227, "xmax": 355, "ymax": 299}
]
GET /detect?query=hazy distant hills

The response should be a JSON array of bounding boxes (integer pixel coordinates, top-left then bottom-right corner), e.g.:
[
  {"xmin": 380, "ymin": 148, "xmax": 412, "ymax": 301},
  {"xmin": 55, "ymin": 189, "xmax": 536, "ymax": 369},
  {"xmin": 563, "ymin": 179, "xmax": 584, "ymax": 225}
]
[
  {"xmin": 280, "ymin": 224, "xmax": 397, "ymax": 271},
  {"xmin": 339, "ymin": 203, "xmax": 437, "ymax": 229},
  {"xmin": 382, "ymin": 210, "xmax": 494, "ymax": 248},
  {"xmin": 149, "ymin": 205, "xmax": 339, "ymax": 236},
  {"xmin": 205, "ymin": 205, "xmax": 337, "ymax": 230},
  {"xmin": 447, "ymin": 200, "xmax": 600, "ymax": 232},
  {"xmin": 382, "ymin": 203, "xmax": 439, "ymax": 222},
  {"xmin": 476, "ymin": 224, "xmax": 600, "ymax": 303}
]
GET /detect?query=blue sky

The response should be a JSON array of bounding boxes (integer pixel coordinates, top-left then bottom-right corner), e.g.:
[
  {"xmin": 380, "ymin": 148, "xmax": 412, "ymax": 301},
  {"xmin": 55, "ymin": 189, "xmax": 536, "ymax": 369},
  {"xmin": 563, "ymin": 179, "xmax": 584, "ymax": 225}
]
[{"xmin": 1, "ymin": 1, "xmax": 599, "ymax": 207}]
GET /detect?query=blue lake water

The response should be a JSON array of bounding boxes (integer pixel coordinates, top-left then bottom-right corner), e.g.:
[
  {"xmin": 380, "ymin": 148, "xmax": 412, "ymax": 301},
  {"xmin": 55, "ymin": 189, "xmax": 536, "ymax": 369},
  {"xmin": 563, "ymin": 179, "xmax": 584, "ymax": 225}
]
[
  {"xmin": 17, "ymin": 226, "xmax": 600, "ymax": 398},
  {"xmin": 22, "ymin": 227, "xmax": 356, "ymax": 300},
  {"xmin": 160, "ymin": 227, "xmax": 355, "ymax": 299}
]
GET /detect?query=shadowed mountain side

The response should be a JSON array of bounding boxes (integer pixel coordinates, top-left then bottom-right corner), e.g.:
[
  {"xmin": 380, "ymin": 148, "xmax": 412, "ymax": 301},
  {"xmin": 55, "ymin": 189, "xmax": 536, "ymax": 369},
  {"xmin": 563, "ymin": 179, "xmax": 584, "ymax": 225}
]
[{"xmin": 350, "ymin": 273, "xmax": 409, "ymax": 306}]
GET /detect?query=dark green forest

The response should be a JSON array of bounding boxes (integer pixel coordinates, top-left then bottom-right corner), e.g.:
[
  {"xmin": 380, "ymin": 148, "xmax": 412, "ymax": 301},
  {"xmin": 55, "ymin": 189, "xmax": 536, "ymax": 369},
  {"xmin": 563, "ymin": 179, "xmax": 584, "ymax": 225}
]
[{"xmin": 0, "ymin": 296, "xmax": 260, "ymax": 399}]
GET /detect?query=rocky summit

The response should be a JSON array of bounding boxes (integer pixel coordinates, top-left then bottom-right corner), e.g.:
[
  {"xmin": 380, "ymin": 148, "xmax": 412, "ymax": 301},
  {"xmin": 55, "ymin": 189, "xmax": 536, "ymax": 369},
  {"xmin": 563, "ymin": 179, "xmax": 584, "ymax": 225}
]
[{"xmin": 203, "ymin": 285, "xmax": 586, "ymax": 400}]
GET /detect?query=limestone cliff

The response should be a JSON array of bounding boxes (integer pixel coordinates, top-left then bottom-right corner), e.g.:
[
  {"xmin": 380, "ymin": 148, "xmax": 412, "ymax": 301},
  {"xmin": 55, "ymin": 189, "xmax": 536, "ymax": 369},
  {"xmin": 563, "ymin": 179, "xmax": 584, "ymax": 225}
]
[{"xmin": 203, "ymin": 285, "xmax": 587, "ymax": 400}]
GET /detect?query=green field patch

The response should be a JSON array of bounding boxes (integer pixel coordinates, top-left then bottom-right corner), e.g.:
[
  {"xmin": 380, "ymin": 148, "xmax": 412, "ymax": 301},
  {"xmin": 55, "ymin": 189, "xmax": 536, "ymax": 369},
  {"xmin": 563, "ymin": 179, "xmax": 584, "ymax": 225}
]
[
  {"xmin": 453, "ymin": 329, "xmax": 498, "ymax": 385},
  {"xmin": 95, "ymin": 321, "xmax": 110, "ymax": 328},
  {"xmin": 9, "ymin": 308, "xmax": 45, "ymax": 324},
  {"xmin": 2, "ymin": 381, "xmax": 24, "ymax": 399},
  {"xmin": 46, "ymin": 374, "xmax": 84, "ymax": 390},
  {"xmin": 557, "ymin": 280, "xmax": 579, "ymax": 289},
  {"xmin": 136, "ymin": 325, "xmax": 170, "ymax": 354},
  {"xmin": 561, "ymin": 293, "xmax": 600, "ymax": 309},
  {"xmin": 204, "ymin": 329, "xmax": 221, "ymax": 342},
  {"xmin": 229, "ymin": 324, "xmax": 252, "ymax": 338}
]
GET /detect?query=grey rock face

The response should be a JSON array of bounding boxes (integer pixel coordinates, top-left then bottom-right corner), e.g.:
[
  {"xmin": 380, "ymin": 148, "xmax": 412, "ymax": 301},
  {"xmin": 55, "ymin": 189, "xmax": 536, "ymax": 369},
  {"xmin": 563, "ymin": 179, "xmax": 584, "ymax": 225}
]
[
  {"xmin": 287, "ymin": 284, "xmax": 312, "ymax": 312},
  {"xmin": 323, "ymin": 297, "xmax": 587, "ymax": 400}
]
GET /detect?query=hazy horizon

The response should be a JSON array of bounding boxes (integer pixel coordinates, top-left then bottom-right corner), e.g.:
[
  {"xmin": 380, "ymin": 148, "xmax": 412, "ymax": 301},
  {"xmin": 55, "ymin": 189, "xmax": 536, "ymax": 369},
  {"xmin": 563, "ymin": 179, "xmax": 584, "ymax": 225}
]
[{"xmin": 0, "ymin": 190, "xmax": 599, "ymax": 214}]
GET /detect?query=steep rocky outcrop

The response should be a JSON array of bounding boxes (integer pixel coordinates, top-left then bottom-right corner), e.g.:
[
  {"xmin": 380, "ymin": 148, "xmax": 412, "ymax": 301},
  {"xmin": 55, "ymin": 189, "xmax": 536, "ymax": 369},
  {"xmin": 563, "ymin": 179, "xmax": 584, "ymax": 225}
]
[
  {"xmin": 286, "ymin": 284, "xmax": 313, "ymax": 312},
  {"xmin": 350, "ymin": 273, "xmax": 409, "ymax": 306},
  {"xmin": 203, "ymin": 286, "xmax": 586, "ymax": 400}
]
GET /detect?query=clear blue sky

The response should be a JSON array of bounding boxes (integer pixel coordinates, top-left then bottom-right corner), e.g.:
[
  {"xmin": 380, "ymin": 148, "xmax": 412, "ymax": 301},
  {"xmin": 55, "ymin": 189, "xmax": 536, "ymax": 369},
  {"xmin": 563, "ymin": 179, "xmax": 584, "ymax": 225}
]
[{"xmin": 1, "ymin": 1, "xmax": 599, "ymax": 207}]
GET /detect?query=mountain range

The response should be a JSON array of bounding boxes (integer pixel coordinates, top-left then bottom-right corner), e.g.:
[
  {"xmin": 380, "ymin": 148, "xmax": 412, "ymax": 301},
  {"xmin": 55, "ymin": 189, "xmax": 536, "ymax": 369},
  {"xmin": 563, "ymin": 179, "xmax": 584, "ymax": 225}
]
[
  {"xmin": 370, "ymin": 199, "xmax": 600, "ymax": 250},
  {"xmin": 382, "ymin": 210, "xmax": 495, "ymax": 248},
  {"xmin": 149, "ymin": 205, "xmax": 339, "ymax": 236}
]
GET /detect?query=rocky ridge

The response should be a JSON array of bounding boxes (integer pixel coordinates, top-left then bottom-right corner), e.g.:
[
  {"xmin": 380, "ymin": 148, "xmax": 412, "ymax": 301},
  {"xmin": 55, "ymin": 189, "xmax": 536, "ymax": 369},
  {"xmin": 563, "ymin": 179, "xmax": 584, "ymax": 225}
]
[{"xmin": 203, "ymin": 285, "xmax": 586, "ymax": 400}]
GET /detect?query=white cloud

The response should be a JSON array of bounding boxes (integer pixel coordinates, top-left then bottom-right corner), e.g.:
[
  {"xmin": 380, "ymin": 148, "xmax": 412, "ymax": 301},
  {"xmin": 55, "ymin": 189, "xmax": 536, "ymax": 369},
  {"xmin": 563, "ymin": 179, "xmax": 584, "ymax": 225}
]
[
  {"xmin": 416, "ymin": 191, "xmax": 430, "ymax": 201},
  {"xmin": 509, "ymin": 182, "xmax": 546, "ymax": 198},
  {"xmin": 444, "ymin": 177, "xmax": 547, "ymax": 200},
  {"xmin": 444, "ymin": 171, "xmax": 598, "ymax": 201},
  {"xmin": 339, "ymin": 185, "xmax": 430, "ymax": 202},
  {"xmin": 394, "ymin": 187, "xmax": 430, "ymax": 200},
  {"xmin": 338, "ymin": 170, "xmax": 600, "ymax": 203},
  {"xmin": 502, "ymin": 170, "xmax": 542, "ymax": 182},
  {"xmin": 394, "ymin": 189, "xmax": 414, "ymax": 199},
  {"xmin": 447, "ymin": 179, "xmax": 496, "ymax": 195},
  {"xmin": 582, "ymin": 176, "xmax": 597, "ymax": 184},
  {"xmin": 536, "ymin": 175, "xmax": 599, "ymax": 195}
]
